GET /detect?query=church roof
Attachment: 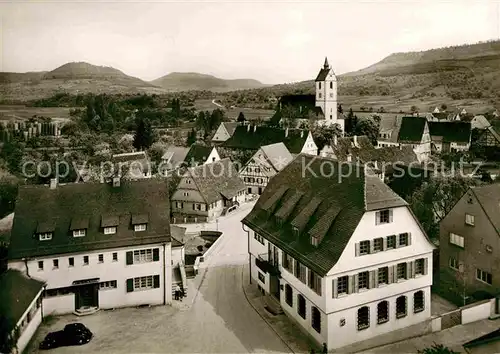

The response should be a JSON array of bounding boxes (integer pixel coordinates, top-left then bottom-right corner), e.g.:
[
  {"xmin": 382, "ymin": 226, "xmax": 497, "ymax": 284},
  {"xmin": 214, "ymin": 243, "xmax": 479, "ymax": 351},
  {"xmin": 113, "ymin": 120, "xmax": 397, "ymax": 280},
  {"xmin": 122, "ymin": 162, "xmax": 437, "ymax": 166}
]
[{"xmin": 315, "ymin": 69, "xmax": 330, "ymax": 82}]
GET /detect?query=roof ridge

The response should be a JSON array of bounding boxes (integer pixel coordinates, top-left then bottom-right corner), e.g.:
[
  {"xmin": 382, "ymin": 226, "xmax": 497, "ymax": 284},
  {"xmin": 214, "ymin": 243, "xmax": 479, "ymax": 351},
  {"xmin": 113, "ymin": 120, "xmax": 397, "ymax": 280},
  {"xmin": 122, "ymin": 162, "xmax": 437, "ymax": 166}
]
[{"xmin": 186, "ymin": 168, "xmax": 209, "ymax": 203}]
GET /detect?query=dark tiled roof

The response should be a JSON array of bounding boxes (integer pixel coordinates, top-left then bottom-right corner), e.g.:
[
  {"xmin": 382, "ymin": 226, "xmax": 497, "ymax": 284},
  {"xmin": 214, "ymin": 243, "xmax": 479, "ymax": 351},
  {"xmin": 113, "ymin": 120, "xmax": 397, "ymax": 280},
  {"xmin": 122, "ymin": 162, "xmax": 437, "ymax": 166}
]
[
  {"xmin": 0, "ymin": 269, "xmax": 44, "ymax": 328},
  {"xmin": 184, "ymin": 144, "xmax": 213, "ymax": 166},
  {"xmin": 170, "ymin": 225, "xmax": 186, "ymax": 247},
  {"xmin": 9, "ymin": 180, "xmax": 171, "ymax": 260},
  {"xmin": 428, "ymin": 121, "xmax": 471, "ymax": 143},
  {"xmin": 223, "ymin": 122, "xmax": 238, "ymax": 136},
  {"xmin": 112, "ymin": 152, "xmax": 151, "ymax": 174},
  {"xmin": 325, "ymin": 136, "xmax": 374, "ymax": 161},
  {"xmin": 242, "ymin": 154, "xmax": 407, "ymax": 276},
  {"xmin": 398, "ymin": 117, "xmax": 427, "ymax": 143},
  {"xmin": 186, "ymin": 158, "xmax": 246, "ymax": 204},
  {"xmin": 101, "ymin": 214, "xmax": 119, "ymax": 227},
  {"xmin": 315, "ymin": 68, "xmax": 330, "ymax": 81},
  {"xmin": 359, "ymin": 146, "xmax": 419, "ymax": 166},
  {"xmin": 471, "ymin": 184, "xmax": 500, "ymax": 235},
  {"xmin": 279, "ymin": 94, "xmax": 315, "ymax": 107},
  {"xmin": 222, "ymin": 126, "xmax": 310, "ymax": 154},
  {"xmin": 70, "ymin": 217, "xmax": 89, "ymax": 230}
]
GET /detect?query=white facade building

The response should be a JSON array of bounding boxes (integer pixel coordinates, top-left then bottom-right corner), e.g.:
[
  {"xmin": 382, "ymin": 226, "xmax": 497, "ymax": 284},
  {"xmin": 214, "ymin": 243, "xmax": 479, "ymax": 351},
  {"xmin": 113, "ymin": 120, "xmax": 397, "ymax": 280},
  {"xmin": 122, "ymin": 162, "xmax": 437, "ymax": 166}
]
[
  {"xmin": 315, "ymin": 58, "xmax": 344, "ymax": 133},
  {"xmin": 7, "ymin": 178, "xmax": 182, "ymax": 316},
  {"xmin": 243, "ymin": 155, "xmax": 435, "ymax": 350}
]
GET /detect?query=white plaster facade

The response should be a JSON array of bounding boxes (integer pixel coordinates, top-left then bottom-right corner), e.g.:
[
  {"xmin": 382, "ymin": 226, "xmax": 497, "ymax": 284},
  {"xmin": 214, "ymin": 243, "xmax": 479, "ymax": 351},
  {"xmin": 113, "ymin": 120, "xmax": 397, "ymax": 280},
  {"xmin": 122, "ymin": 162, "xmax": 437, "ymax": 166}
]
[
  {"xmin": 15, "ymin": 288, "xmax": 43, "ymax": 354},
  {"xmin": 315, "ymin": 60, "xmax": 343, "ymax": 132},
  {"xmin": 204, "ymin": 147, "xmax": 221, "ymax": 164},
  {"xmin": 300, "ymin": 131, "xmax": 319, "ymax": 156},
  {"xmin": 246, "ymin": 205, "xmax": 435, "ymax": 350},
  {"xmin": 211, "ymin": 123, "xmax": 236, "ymax": 143},
  {"xmin": 9, "ymin": 242, "xmax": 174, "ymax": 315}
]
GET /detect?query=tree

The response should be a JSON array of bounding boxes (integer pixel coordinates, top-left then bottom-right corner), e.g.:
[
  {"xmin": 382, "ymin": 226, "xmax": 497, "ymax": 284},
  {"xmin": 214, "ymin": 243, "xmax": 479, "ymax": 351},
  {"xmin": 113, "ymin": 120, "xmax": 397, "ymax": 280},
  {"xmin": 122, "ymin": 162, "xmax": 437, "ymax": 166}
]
[
  {"xmin": 337, "ymin": 104, "xmax": 343, "ymax": 114},
  {"xmin": 133, "ymin": 117, "xmax": 154, "ymax": 151},
  {"xmin": 440, "ymin": 103, "xmax": 448, "ymax": 111},
  {"xmin": 311, "ymin": 124, "xmax": 342, "ymax": 152},
  {"xmin": 408, "ymin": 176, "xmax": 480, "ymax": 239},
  {"xmin": 345, "ymin": 108, "xmax": 355, "ymax": 135},
  {"xmin": 237, "ymin": 112, "xmax": 246, "ymax": 122},
  {"xmin": 186, "ymin": 128, "xmax": 196, "ymax": 146},
  {"xmin": 0, "ymin": 139, "xmax": 24, "ymax": 175},
  {"xmin": 0, "ymin": 316, "xmax": 18, "ymax": 354},
  {"xmin": 417, "ymin": 343, "xmax": 459, "ymax": 354},
  {"xmin": 353, "ymin": 118, "xmax": 379, "ymax": 145},
  {"xmin": 411, "ymin": 105, "xmax": 419, "ymax": 114}
]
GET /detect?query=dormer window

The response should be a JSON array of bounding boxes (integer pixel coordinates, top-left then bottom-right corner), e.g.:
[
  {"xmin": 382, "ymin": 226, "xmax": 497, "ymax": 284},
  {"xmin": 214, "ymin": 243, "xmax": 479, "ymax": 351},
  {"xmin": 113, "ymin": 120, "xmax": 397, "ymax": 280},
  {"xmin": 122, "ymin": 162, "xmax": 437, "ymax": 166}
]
[
  {"xmin": 310, "ymin": 235, "xmax": 320, "ymax": 247},
  {"xmin": 73, "ymin": 229, "xmax": 86, "ymax": 237},
  {"xmin": 102, "ymin": 214, "xmax": 119, "ymax": 235},
  {"xmin": 70, "ymin": 216, "xmax": 89, "ymax": 238},
  {"xmin": 104, "ymin": 227, "xmax": 117, "ymax": 235},
  {"xmin": 39, "ymin": 232, "xmax": 52, "ymax": 241},
  {"xmin": 275, "ymin": 216, "xmax": 283, "ymax": 226},
  {"xmin": 132, "ymin": 213, "xmax": 149, "ymax": 232},
  {"xmin": 292, "ymin": 227, "xmax": 299, "ymax": 238}
]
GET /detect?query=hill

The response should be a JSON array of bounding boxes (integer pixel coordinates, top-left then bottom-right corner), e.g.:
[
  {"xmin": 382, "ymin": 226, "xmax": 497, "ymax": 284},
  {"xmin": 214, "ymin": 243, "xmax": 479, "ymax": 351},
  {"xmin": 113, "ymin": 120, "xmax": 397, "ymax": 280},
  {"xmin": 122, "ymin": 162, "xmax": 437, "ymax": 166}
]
[
  {"xmin": 151, "ymin": 72, "xmax": 267, "ymax": 92},
  {"xmin": 0, "ymin": 62, "xmax": 165, "ymax": 102},
  {"xmin": 219, "ymin": 40, "xmax": 500, "ymax": 113}
]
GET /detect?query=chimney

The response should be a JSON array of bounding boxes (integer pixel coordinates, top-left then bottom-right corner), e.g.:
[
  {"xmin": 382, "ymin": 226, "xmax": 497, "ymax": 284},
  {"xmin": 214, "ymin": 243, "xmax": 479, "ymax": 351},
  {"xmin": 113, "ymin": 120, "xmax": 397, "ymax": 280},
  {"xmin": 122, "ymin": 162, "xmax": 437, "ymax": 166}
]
[
  {"xmin": 247, "ymin": 124, "xmax": 251, "ymax": 132},
  {"xmin": 285, "ymin": 128, "xmax": 289, "ymax": 138},
  {"xmin": 399, "ymin": 144, "xmax": 402, "ymax": 150},
  {"xmin": 49, "ymin": 178, "xmax": 58, "ymax": 189},
  {"xmin": 253, "ymin": 125, "xmax": 257, "ymax": 133},
  {"xmin": 112, "ymin": 176, "xmax": 121, "ymax": 188},
  {"xmin": 300, "ymin": 130, "xmax": 304, "ymax": 138},
  {"xmin": 353, "ymin": 135, "xmax": 358, "ymax": 148},
  {"xmin": 347, "ymin": 154, "xmax": 352, "ymax": 162},
  {"xmin": 334, "ymin": 135, "xmax": 338, "ymax": 146}
]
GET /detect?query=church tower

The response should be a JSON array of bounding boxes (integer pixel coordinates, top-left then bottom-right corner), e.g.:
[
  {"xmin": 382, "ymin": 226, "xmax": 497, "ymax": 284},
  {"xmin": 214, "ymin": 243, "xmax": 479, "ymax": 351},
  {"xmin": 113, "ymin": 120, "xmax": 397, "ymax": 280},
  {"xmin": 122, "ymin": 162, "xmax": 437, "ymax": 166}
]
[{"xmin": 315, "ymin": 57, "xmax": 343, "ymax": 133}]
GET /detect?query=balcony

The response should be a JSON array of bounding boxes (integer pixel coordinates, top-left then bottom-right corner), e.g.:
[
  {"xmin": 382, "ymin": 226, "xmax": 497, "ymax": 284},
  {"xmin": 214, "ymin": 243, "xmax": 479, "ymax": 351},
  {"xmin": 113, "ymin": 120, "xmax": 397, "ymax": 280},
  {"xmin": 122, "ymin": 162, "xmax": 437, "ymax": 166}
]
[{"xmin": 255, "ymin": 253, "xmax": 280, "ymax": 276}]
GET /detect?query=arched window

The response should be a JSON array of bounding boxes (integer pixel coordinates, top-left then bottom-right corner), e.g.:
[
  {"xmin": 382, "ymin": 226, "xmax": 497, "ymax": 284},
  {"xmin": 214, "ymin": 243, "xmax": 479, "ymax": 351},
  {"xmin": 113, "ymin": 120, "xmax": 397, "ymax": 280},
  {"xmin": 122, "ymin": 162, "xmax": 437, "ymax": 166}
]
[
  {"xmin": 285, "ymin": 284, "xmax": 293, "ymax": 307},
  {"xmin": 311, "ymin": 306, "xmax": 321, "ymax": 333},
  {"xmin": 377, "ymin": 301, "xmax": 389, "ymax": 324},
  {"xmin": 318, "ymin": 82, "xmax": 322, "ymax": 90},
  {"xmin": 297, "ymin": 294, "xmax": 306, "ymax": 319},
  {"xmin": 357, "ymin": 306, "xmax": 370, "ymax": 330},
  {"xmin": 330, "ymin": 82, "xmax": 333, "ymax": 89},
  {"xmin": 414, "ymin": 291, "xmax": 424, "ymax": 313},
  {"xmin": 396, "ymin": 296, "xmax": 407, "ymax": 318}
]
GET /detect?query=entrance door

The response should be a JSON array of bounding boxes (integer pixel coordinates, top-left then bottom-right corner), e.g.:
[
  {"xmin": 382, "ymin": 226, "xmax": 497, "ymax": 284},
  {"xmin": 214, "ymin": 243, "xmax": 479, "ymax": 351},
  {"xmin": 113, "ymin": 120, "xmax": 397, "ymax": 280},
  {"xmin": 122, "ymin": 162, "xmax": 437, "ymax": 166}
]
[
  {"xmin": 258, "ymin": 187, "xmax": 263, "ymax": 195},
  {"xmin": 75, "ymin": 284, "xmax": 99, "ymax": 309},
  {"xmin": 270, "ymin": 276, "xmax": 280, "ymax": 300}
]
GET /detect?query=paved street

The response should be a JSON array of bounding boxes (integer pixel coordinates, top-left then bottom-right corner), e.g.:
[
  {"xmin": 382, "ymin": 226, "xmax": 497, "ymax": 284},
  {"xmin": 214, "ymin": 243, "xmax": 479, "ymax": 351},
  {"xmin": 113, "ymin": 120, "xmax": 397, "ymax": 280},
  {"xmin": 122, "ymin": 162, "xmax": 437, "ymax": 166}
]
[{"xmin": 27, "ymin": 202, "xmax": 292, "ymax": 353}]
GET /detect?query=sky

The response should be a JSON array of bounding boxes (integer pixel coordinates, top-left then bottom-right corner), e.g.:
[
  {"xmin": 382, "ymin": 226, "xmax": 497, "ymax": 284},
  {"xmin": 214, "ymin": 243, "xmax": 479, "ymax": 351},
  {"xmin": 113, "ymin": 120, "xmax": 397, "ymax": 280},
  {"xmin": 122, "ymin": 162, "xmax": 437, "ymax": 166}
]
[{"xmin": 1, "ymin": 0, "xmax": 499, "ymax": 84}]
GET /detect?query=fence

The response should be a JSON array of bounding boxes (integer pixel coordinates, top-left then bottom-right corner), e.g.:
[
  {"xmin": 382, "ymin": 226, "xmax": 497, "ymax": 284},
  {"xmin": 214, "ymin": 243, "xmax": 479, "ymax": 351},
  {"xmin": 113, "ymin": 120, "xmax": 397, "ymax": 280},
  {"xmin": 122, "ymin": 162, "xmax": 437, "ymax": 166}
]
[{"xmin": 171, "ymin": 216, "xmax": 208, "ymax": 224}]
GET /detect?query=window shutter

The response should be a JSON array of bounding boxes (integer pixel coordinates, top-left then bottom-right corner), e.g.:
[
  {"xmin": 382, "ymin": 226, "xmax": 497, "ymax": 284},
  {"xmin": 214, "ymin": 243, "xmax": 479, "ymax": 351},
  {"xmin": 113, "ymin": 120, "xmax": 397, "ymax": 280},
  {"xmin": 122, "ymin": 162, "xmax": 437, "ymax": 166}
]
[
  {"xmin": 395, "ymin": 234, "xmax": 400, "ymax": 248},
  {"xmin": 153, "ymin": 275, "xmax": 160, "ymax": 288},
  {"xmin": 126, "ymin": 251, "xmax": 133, "ymax": 265},
  {"xmin": 408, "ymin": 233, "xmax": 412, "ymax": 246},
  {"xmin": 374, "ymin": 269, "xmax": 379, "ymax": 288},
  {"xmin": 126, "ymin": 279, "xmax": 134, "ymax": 292},
  {"xmin": 388, "ymin": 266, "xmax": 394, "ymax": 284},
  {"xmin": 423, "ymin": 258, "xmax": 429, "ymax": 275},
  {"xmin": 375, "ymin": 212, "xmax": 380, "ymax": 225},
  {"xmin": 389, "ymin": 209, "xmax": 393, "ymax": 223},
  {"xmin": 369, "ymin": 271, "xmax": 375, "ymax": 289},
  {"xmin": 348, "ymin": 276, "xmax": 354, "ymax": 294},
  {"xmin": 392, "ymin": 265, "xmax": 397, "ymax": 283},
  {"xmin": 411, "ymin": 261, "xmax": 416, "ymax": 278},
  {"xmin": 353, "ymin": 274, "xmax": 359, "ymax": 293},
  {"xmin": 153, "ymin": 248, "xmax": 160, "ymax": 262},
  {"xmin": 369, "ymin": 240, "xmax": 374, "ymax": 254},
  {"xmin": 332, "ymin": 279, "xmax": 338, "ymax": 298},
  {"xmin": 382, "ymin": 237, "xmax": 387, "ymax": 251},
  {"xmin": 355, "ymin": 243, "xmax": 360, "ymax": 257},
  {"xmin": 407, "ymin": 262, "xmax": 413, "ymax": 279},
  {"xmin": 317, "ymin": 277, "xmax": 322, "ymax": 296}
]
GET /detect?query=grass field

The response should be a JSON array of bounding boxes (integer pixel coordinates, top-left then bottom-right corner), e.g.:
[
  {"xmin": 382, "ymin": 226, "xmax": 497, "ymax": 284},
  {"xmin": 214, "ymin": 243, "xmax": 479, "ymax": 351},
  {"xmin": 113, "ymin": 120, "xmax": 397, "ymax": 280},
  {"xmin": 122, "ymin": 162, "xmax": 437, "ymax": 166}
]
[{"xmin": 0, "ymin": 105, "xmax": 73, "ymax": 123}]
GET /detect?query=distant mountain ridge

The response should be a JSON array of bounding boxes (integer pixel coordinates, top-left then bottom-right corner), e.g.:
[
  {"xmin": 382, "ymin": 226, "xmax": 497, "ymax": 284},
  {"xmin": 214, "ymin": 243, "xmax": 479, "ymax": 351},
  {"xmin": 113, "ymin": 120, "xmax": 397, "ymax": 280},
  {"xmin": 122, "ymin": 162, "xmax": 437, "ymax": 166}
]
[{"xmin": 150, "ymin": 72, "xmax": 267, "ymax": 92}]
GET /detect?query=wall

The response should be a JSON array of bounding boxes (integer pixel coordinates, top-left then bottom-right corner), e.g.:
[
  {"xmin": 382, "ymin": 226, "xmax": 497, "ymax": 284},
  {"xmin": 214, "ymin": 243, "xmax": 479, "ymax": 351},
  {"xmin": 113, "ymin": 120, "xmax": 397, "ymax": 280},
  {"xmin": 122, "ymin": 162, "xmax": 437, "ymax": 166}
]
[
  {"xmin": 326, "ymin": 287, "xmax": 431, "ymax": 349},
  {"xmin": 43, "ymin": 294, "xmax": 75, "ymax": 315},
  {"xmin": 250, "ymin": 254, "xmax": 271, "ymax": 293},
  {"xmin": 300, "ymin": 132, "xmax": 318, "ymax": 156},
  {"xmin": 280, "ymin": 277, "xmax": 327, "ymax": 346},
  {"xmin": 205, "ymin": 148, "xmax": 221, "ymax": 164},
  {"xmin": 212, "ymin": 124, "xmax": 230, "ymax": 142},
  {"xmin": 461, "ymin": 299, "xmax": 495, "ymax": 324},
  {"xmin": 171, "ymin": 245, "xmax": 185, "ymax": 267},
  {"xmin": 16, "ymin": 291, "xmax": 43, "ymax": 353},
  {"xmin": 439, "ymin": 189, "xmax": 500, "ymax": 298}
]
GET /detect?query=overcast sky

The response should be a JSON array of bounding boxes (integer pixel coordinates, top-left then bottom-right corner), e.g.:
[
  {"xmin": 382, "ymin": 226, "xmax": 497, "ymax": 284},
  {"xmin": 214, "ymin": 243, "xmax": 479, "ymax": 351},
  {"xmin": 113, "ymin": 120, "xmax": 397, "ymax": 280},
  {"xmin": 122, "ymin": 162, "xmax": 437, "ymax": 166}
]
[{"xmin": 1, "ymin": 0, "xmax": 499, "ymax": 84}]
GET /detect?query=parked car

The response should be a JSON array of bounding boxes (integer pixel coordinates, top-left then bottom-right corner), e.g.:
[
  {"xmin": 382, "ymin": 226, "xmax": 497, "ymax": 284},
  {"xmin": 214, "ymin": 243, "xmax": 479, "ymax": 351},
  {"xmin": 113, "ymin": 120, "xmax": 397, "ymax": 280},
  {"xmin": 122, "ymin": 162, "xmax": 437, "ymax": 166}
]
[{"xmin": 39, "ymin": 323, "xmax": 93, "ymax": 350}]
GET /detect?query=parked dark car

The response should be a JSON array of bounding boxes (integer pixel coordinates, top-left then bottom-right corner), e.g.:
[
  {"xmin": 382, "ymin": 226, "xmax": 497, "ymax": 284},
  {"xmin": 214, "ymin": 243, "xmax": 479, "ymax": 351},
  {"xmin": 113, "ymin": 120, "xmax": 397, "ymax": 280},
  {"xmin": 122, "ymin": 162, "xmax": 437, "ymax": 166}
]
[{"xmin": 39, "ymin": 323, "xmax": 93, "ymax": 350}]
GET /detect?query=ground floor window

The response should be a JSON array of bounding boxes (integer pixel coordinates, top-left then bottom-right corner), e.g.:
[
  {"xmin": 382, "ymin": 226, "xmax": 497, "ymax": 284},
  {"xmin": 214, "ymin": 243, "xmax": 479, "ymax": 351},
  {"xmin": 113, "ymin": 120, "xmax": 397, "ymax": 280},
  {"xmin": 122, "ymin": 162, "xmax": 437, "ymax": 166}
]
[
  {"xmin": 311, "ymin": 306, "xmax": 321, "ymax": 333},
  {"xmin": 285, "ymin": 284, "xmax": 293, "ymax": 307},
  {"xmin": 127, "ymin": 275, "xmax": 160, "ymax": 292},
  {"xmin": 377, "ymin": 301, "xmax": 389, "ymax": 324},
  {"xmin": 258, "ymin": 272, "xmax": 265, "ymax": 283},
  {"xmin": 413, "ymin": 291, "xmax": 424, "ymax": 313},
  {"xmin": 100, "ymin": 280, "xmax": 117, "ymax": 290},
  {"xmin": 357, "ymin": 306, "xmax": 370, "ymax": 330},
  {"xmin": 297, "ymin": 294, "xmax": 306, "ymax": 319},
  {"xmin": 396, "ymin": 296, "xmax": 407, "ymax": 318}
]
